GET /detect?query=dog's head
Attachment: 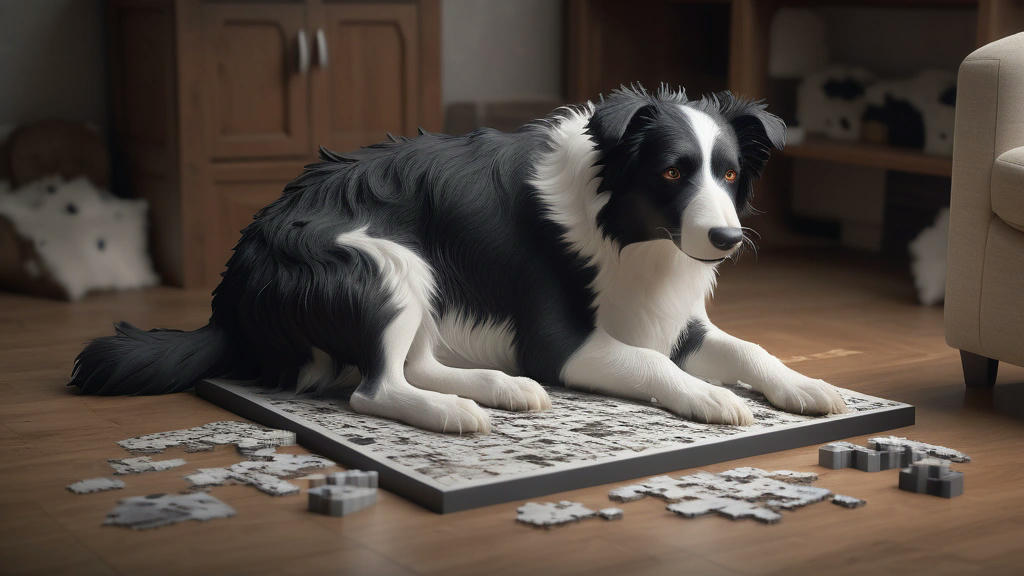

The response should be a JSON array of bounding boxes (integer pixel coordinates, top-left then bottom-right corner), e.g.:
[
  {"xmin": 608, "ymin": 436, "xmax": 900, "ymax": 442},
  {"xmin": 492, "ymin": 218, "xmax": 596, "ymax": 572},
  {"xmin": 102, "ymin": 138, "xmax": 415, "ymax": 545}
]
[{"xmin": 587, "ymin": 85, "xmax": 785, "ymax": 262}]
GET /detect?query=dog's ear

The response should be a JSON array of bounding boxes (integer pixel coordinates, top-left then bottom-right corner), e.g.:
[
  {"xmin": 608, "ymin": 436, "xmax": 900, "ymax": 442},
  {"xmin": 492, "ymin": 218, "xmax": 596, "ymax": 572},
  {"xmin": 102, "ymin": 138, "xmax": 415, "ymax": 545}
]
[
  {"xmin": 586, "ymin": 87, "xmax": 658, "ymax": 153},
  {"xmin": 713, "ymin": 91, "xmax": 785, "ymax": 212}
]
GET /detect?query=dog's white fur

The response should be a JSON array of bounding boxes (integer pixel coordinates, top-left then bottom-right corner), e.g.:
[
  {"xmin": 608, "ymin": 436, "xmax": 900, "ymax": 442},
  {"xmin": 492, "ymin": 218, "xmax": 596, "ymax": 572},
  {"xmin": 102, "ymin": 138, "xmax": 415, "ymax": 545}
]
[
  {"xmin": 335, "ymin": 227, "xmax": 547, "ymax": 433},
  {"xmin": 320, "ymin": 105, "xmax": 845, "ymax": 433}
]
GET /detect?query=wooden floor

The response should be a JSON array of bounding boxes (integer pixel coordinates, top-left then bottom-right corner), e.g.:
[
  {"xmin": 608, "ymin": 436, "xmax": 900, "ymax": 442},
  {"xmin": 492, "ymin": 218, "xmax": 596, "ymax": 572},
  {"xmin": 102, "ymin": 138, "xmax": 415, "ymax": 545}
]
[{"xmin": 2, "ymin": 249, "xmax": 1024, "ymax": 576}]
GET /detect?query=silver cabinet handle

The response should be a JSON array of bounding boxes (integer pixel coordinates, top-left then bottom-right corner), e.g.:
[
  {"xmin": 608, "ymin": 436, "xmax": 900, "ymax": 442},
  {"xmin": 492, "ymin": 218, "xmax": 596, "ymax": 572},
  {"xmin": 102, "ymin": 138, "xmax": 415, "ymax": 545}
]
[
  {"xmin": 316, "ymin": 28, "xmax": 328, "ymax": 68},
  {"xmin": 297, "ymin": 29, "xmax": 310, "ymax": 74}
]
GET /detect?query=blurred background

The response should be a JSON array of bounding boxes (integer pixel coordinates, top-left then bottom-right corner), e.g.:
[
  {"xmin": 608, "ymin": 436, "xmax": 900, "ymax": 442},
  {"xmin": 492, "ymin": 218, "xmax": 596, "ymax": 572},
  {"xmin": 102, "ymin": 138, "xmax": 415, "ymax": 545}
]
[{"xmin": 0, "ymin": 0, "xmax": 1020, "ymax": 302}]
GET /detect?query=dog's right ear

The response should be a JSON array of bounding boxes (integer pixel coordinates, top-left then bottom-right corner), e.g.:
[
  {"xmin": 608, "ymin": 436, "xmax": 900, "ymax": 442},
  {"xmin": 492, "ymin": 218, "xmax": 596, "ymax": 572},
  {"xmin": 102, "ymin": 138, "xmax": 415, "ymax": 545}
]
[{"xmin": 586, "ymin": 87, "xmax": 658, "ymax": 152}]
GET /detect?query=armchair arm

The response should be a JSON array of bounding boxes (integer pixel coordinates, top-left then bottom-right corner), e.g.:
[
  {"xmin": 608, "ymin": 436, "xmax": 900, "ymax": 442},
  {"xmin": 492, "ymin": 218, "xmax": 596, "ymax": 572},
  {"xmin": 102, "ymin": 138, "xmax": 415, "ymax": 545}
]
[{"xmin": 945, "ymin": 31, "xmax": 1024, "ymax": 353}]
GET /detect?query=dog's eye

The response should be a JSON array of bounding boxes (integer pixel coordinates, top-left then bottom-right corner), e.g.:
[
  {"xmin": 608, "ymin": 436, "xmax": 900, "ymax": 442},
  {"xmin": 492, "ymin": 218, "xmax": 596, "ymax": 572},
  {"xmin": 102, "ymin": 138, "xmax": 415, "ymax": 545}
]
[
  {"xmin": 724, "ymin": 169, "xmax": 738, "ymax": 183},
  {"xmin": 662, "ymin": 167, "xmax": 681, "ymax": 181}
]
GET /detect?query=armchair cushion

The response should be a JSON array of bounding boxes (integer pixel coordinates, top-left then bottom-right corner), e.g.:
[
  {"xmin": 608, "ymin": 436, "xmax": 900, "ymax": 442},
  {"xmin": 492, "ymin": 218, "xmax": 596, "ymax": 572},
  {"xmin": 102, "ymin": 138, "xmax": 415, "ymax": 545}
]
[{"xmin": 993, "ymin": 146, "xmax": 1024, "ymax": 232}]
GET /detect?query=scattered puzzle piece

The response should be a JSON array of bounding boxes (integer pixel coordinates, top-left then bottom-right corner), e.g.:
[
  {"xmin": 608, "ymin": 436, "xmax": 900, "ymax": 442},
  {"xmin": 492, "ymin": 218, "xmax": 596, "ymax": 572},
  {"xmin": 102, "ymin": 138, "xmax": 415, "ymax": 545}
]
[
  {"xmin": 118, "ymin": 421, "xmax": 296, "ymax": 454},
  {"xmin": 308, "ymin": 484, "xmax": 377, "ymax": 517},
  {"xmin": 719, "ymin": 467, "xmax": 818, "ymax": 484},
  {"xmin": 516, "ymin": 501, "xmax": 597, "ymax": 528},
  {"xmin": 67, "ymin": 477, "xmax": 125, "ymax": 494},
  {"xmin": 898, "ymin": 458, "xmax": 964, "ymax": 498},
  {"xmin": 184, "ymin": 450, "xmax": 334, "ymax": 496},
  {"xmin": 818, "ymin": 442, "xmax": 855, "ymax": 469},
  {"xmin": 868, "ymin": 436, "xmax": 970, "ymax": 463},
  {"xmin": 667, "ymin": 497, "xmax": 783, "ymax": 524},
  {"xmin": 831, "ymin": 494, "xmax": 866, "ymax": 508},
  {"xmin": 819, "ymin": 437, "xmax": 969, "ymax": 473},
  {"xmin": 230, "ymin": 453, "xmax": 334, "ymax": 477},
  {"xmin": 108, "ymin": 456, "xmax": 186, "ymax": 475},
  {"xmin": 818, "ymin": 442, "xmax": 889, "ymax": 472},
  {"xmin": 104, "ymin": 493, "xmax": 236, "ymax": 529},
  {"xmin": 183, "ymin": 467, "xmax": 232, "ymax": 487},
  {"xmin": 608, "ymin": 484, "xmax": 647, "ymax": 502},
  {"xmin": 598, "ymin": 507, "xmax": 623, "ymax": 520},
  {"xmin": 326, "ymin": 469, "xmax": 378, "ymax": 488},
  {"xmin": 608, "ymin": 468, "xmax": 835, "ymax": 524},
  {"xmin": 185, "ymin": 466, "xmax": 300, "ymax": 496}
]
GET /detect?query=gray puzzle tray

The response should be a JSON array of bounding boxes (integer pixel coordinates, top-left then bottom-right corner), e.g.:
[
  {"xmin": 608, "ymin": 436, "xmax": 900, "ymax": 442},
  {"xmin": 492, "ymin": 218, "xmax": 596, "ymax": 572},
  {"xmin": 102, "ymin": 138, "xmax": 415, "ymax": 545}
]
[{"xmin": 197, "ymin": 379, "xmax": 913, "ymax": 514}]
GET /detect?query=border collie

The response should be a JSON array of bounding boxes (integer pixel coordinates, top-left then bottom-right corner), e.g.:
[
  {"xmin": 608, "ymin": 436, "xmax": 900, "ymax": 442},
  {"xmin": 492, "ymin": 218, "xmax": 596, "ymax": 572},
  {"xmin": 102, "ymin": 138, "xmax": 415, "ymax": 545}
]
[{"xmin": 71, "ymin": 85, "xmax": 847, "ymax": 433}]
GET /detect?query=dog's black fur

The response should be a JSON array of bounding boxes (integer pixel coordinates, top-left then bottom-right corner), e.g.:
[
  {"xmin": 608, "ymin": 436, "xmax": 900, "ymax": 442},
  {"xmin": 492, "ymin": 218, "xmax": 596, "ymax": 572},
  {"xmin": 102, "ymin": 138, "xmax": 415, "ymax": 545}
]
[{"xmin": 70, "ymin": 86, "xmax": 783, "ymax": 401}]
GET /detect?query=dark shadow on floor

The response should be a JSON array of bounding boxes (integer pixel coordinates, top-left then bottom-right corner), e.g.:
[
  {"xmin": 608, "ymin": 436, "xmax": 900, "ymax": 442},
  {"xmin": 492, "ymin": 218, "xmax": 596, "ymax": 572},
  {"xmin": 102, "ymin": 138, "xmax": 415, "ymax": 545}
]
[{"xmin": 962, "ymin": 379, "xmax": 1024, "ymax": 422}]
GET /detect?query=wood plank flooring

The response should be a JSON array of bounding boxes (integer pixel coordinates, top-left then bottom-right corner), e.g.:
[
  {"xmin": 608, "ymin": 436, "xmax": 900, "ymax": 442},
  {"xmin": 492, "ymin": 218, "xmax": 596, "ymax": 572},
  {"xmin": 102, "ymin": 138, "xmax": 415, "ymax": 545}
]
[{"xmin": 2, "ymin": 249, "xmax": 1023, "ymax": 576}]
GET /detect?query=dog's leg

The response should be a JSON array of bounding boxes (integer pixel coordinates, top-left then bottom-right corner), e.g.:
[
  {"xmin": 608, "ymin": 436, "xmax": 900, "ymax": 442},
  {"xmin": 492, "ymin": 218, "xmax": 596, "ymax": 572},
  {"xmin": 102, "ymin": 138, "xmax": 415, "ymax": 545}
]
[
  {"xmin": 348, "ymin": 293, "xmax": 492, "ymax": 434},
  {"xmin": 680, "ymin": 319, "xmax": 847, "ymax": 415},
  {"xmin": 336, "ymin": 227, "xmax": 491, "ymax": 433},
  {"xmin": 405, "ymin": 349, "xmax": 551, "ymax": 412},
  {"xmin": 561, "ymin": 328, "xmax": 753, "ymax": 425}
]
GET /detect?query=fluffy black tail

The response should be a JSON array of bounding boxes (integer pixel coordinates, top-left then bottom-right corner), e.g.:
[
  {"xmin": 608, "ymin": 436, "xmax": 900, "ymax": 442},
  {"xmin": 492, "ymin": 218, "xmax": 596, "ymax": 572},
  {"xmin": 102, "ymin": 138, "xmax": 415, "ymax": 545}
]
[{"xmin": 69, "ymin": 322, "xmax": 234, "ymax": 395}]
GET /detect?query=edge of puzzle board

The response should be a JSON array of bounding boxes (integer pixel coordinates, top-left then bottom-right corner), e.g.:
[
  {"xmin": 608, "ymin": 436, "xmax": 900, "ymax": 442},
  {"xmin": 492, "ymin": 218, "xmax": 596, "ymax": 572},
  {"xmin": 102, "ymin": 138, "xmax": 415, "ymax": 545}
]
[{"xmin": 197, "ymin": 378, "xmax": 914, "ymax": 514}]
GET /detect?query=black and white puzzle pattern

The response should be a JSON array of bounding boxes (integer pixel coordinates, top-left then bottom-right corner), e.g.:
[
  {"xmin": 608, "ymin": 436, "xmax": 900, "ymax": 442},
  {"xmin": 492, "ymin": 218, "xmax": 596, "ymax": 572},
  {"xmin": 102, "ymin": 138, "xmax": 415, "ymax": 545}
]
[{"xmin": 213, "ymin": 381, "xmax": 905, "ymax": 490}]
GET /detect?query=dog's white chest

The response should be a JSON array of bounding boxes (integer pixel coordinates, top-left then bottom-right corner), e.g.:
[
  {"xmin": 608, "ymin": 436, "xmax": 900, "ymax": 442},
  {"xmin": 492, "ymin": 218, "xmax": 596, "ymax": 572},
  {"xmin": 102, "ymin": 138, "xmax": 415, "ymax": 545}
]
[{"xmin": 592, "ymin": 240, "xmax": 714, "ymax": 356}]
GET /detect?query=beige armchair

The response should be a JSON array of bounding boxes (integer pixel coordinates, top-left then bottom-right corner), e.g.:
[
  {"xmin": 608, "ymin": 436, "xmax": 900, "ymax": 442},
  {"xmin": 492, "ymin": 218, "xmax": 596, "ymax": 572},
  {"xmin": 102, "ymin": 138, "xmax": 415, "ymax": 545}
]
[{"xmin": 946, "ymin": 31, "xmax": 1024, "ymax": 388}]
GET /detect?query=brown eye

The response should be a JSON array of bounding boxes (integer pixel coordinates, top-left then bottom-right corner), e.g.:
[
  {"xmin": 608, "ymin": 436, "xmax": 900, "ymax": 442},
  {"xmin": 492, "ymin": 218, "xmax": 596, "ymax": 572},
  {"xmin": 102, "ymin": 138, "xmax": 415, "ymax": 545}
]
[
  {"xmin": 663, "ymin": 167, "xmax": 681, "ymax": 181},
  {"xmin": 724, "ymin": 169, "xmax": 738, "ymax": 183}
]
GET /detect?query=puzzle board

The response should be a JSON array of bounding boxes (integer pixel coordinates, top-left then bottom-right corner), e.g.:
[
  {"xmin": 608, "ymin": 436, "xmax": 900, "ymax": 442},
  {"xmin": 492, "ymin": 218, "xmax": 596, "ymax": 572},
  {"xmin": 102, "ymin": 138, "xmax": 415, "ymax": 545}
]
[{"xmin": 197, "ymin": 379, "xmax": 913, "ymax": 513}]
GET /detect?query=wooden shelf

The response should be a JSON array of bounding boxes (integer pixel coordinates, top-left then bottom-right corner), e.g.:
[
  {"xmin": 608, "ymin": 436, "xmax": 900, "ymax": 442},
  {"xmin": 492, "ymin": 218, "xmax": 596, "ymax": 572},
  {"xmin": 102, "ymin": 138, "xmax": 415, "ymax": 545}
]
[{"xmin": 780, "ymin": 136, "xmax": 953, "ymax": 177}]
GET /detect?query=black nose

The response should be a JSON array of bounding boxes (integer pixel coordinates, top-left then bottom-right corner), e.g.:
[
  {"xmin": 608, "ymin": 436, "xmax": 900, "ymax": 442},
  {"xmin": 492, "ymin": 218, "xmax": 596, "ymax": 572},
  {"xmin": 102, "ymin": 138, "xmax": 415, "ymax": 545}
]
[{"xmin": 708, "ymin": 227, "xmax": 743, "ymax": 250}]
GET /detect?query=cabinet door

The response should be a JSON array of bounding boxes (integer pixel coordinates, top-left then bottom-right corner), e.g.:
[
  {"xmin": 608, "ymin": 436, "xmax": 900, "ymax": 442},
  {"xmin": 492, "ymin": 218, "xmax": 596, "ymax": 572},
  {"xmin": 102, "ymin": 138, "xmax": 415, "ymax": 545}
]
[
  {"xmin": 202, "ymin": 4, "xmax": 312, "ymax": 159},
  {"xmin": 316, "ymin": 3, "xmax": 419, "ymax": 153},
  {"xmin": 206, "ymin": 177, "xmax": 288, "ymax": 283},
  {"xmin": 202, "ymin": 161, "xmax": 307, "ymax": 284}
]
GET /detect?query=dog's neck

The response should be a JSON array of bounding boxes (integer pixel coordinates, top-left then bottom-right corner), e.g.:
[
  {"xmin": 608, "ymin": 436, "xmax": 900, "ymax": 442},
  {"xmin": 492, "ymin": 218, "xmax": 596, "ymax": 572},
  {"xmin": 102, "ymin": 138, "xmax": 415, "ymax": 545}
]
[{"xmin": 531, "ymin": 106, "xmax": 718, "ymax": 354}]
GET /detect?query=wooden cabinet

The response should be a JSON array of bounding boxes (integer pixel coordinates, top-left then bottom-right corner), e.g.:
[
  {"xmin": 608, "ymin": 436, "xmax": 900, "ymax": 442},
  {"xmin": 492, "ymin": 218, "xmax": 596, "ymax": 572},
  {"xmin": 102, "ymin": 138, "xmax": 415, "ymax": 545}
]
[
  {"xmin": 315, "ymin": 4, "xmax": 420, "ymax": 152},
  {"xmin": 201, "ymin": 3, "xmax": 313, "ymax": 159},
  {"xmin": 109, "ymin": 0, "xmax": 441, "ymax": 287}
]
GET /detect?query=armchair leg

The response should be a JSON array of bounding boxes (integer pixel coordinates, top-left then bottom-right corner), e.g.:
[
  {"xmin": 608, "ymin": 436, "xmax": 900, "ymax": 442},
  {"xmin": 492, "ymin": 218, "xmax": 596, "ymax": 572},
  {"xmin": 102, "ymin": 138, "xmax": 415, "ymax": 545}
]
[{"xmin": 960, "ymin": 351, "xmax": 998, "ymax": 388}]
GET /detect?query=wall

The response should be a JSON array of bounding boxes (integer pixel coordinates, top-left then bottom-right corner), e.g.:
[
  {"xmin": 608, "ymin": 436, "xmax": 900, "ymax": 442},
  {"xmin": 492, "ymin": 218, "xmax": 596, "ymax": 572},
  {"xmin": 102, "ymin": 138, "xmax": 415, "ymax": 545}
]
[
  {"xmin": 442, "ymin": 0, "xmax": 563, "ymax": 104},
  {"xmin": 2, "ymin": 0, "xmax": 560, "ymax": 134},
  {"xmin": 819, "ymin": 5, "xmax": 976, "ymax": 78},
  {"xmin": 0, "ymin": 0, "xmax": 107, "ymax": 135}
]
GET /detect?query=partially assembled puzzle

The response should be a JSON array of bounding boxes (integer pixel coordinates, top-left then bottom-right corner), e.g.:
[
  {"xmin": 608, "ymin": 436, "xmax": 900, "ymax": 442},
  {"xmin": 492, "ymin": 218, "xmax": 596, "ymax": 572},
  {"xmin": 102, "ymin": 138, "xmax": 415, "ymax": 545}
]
[{"xmin": 197, "ymin": 378, "xmax": 913, "ymax": 513}]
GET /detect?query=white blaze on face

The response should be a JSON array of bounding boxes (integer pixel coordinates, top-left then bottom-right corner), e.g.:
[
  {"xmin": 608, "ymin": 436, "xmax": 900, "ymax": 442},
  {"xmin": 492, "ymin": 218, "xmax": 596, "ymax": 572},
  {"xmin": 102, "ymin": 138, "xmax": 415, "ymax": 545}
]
[{"xmin": 677, "ymin": 105, "xmax": 742, "ymax": 261}]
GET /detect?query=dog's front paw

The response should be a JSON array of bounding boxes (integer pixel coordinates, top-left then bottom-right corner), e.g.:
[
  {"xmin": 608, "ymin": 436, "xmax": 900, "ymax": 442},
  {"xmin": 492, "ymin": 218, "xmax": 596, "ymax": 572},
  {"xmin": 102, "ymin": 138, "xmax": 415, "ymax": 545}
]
[
  {"xmin": 482, "ymin": 374, "xmax": 552, "ymax": 412},
  {"xmin": 351, "ymin": 389, "xmax": 492, "ymax": 434},
  {"xmin": 664, "ymin": 383, "xmax": 754, "ymax": 426},
  {"xmin": 762, "ymin": 377, "xmax": 847, "ymax": 415}
]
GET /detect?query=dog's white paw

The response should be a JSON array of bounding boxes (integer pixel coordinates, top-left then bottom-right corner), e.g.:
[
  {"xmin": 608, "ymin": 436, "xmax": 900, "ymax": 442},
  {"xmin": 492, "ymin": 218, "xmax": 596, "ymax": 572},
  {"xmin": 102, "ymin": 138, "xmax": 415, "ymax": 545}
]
[
  {"xmin": 662, "ymin": 383, "xmax": 754, "ymax": 426},
  {"xmin": 762, "ymin": 377, "xmax": 847, "ymax": 415},
  {"xmin": 483, "ymin": 374, "xmax": 551, "ymax": 412},
  {"xmin": 351, "ymin": 388, "xmax": 491, "ymax": 434}
]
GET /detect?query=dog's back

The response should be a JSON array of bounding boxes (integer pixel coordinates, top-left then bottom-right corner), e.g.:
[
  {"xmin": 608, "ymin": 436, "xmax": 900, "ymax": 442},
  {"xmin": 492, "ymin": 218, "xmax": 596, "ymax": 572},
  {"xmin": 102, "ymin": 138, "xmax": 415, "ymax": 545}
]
[{"xmin": 72, "ymin": 121, "xmax": 595, "ymax": 397}]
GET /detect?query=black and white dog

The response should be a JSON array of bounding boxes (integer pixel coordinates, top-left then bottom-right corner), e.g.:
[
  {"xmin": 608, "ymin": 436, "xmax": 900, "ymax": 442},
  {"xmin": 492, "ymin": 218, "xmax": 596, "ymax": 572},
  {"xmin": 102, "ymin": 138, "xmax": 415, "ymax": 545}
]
[{"xmin": 71, "ymin": 86, "xmax": 847, "ymax": 433}]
